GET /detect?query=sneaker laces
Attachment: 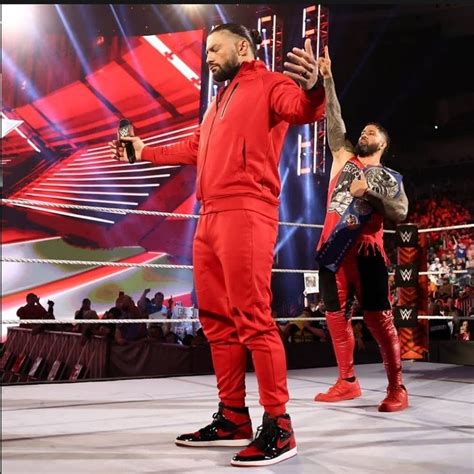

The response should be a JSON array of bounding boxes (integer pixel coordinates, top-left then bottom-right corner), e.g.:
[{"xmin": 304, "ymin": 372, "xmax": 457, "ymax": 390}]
[
  {"xmin": 198, "ymin": 410, "xmax": 235, "ymax": 436},
  {"xmin": 250, "ymin": 417, "xmax": 278, "ymax": 452},
  {"xmin": 326, "ymin": 380, "xmax": 346, "ymax": 394}
]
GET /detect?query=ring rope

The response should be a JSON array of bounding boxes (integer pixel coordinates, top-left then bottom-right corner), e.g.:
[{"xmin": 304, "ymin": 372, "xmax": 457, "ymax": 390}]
[
  {"xmin": 0, "ymin": 257, "xmax": 308, "ymax": 273},
  {"xmin": 5, "ymin": 198, "xmax": 473, "ymax": 233},
  {"xmin": 1, "ymin": 315, "xmax": 469, "ymax": 325},
  {"xmin": 418, "ymin": 223, "xmax": 474, "ymax": 233},
  {"xmin": 2, "ymin": 198, "xmax": 324, "ymax": 229},
  {"xmin": 0, "ymin": 256, "xmax": 469, "ymax": 276}
]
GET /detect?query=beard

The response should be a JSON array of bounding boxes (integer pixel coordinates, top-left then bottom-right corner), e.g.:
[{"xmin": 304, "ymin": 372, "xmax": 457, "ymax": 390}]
[
  {"xmin": 354, "ymin": 141, "xmax": 381, "ymax": 157},
  {"xmin": 210, "ymin": 56, "xmax": 241, "ymax": 82}
]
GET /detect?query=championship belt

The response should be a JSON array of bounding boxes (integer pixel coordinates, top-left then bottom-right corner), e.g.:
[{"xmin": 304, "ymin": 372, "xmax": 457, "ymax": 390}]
[{"xmin": 316, "ymin": 165, "xmax": 403, "ymax": 272}]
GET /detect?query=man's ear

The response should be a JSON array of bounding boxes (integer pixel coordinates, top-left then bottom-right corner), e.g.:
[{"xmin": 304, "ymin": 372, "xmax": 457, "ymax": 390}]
[{"xmin": 237, "ymin": 39, "xmax": 249, "ymax": 56}]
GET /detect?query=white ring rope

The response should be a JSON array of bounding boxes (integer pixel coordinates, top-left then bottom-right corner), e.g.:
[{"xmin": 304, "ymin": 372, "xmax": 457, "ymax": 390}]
[
  {"xmin": 2, "ymin": 315, "xmax": 470, "ymax": 325},
  {"xmin": 4, "ymin": 198, "xmax": 473, "ymax": 233},
  {"xmin": 1, "ymin": 198, "xmax": 323, "ymax": 229},
  {"xmin": 1, "ymin": 257, "xmax": 193, "ymax": 270},
  {"xmin": 0, "ymin": 256, "xmax": 469, "ymax": 276},
  {"xmin": 0, "ymin": 257, "xmax": 307, "ymax": 273},
  {"xmin": 418, "ymin": 223, "xmax": 474, "ymax": 233}
]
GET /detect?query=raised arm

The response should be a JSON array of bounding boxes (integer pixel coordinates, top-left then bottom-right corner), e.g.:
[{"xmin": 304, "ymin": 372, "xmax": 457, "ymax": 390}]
[
  {"xmin": 272, "ymin": 38, "xmax": 325, "ymax": 124},
  {"xmin": 317, "ymin": 46, "xmax": 355, "ymax": 164},
  {"xmin": 138, "ymin": 289, "xmax": 150, "ymax": 313}
]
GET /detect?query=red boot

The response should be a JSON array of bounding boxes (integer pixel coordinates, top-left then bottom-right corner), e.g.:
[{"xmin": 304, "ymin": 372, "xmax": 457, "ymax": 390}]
[
  {"xmin": 314, "ymin": 378, "xmax": 362, "ymax": 402},
  {"xmin": 363, "ymin": 311, "xmax": 403, "ymax": 387},
  {"xmin": 378, "ymin": 384, "xmax": 409, "ymax": 412},
  {"xmin": 175, "ymin": 403, "xmax": 253, "ymax": 447}
]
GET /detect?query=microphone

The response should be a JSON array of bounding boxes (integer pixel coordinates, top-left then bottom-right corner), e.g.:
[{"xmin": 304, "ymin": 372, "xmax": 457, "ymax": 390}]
[{"xmin": 117, "ymin": 119, "xmax": 136, "ymax": 163}]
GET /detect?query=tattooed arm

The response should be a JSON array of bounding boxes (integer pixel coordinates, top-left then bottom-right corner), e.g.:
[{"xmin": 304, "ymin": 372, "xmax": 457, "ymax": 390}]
[
  {"xmin": 350, "ymin": 171, "xmax": 409, "ymax": 222},
  {"xmin": 318, "ymin": 46, "xmax": 354, "ymax": 175},
  {"xmin": 364, "ymin": 181, "xmax": 409, "ymax": 223}
]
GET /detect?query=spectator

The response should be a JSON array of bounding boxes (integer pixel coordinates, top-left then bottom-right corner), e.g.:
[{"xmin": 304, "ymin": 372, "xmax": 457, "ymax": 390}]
[
  {"xmin": 16, "ymin": 293, "xmax": 49, "ymax": 332},
  {"xmin": 115, "ymin": 290, "xmax": 125, "ymax": 309},
  {"xmin": 454, "ymin": 240, "xmax": 467, "ymax": 262},
  {"xmin": 457, "ymin": 286, "xmax": 474, "ymax": 316},
  {"xmin": 352, "ymin": 321, "xmax": 366, "ymax": 351},
  {"xmin": 458, "ymin": 320, "xmax": 471, "ymax": 341},
  {"xmin": 406, "ymin": 196, "xmax": 473, "ymax": 300},
  {"xmin": 305, "ymin": 301, "xmax": 327, "ymax": 342},
  {"xmin": 17, "ymin": 293, "xmax": 47, "ymax": 321},
  {"xmin": 74, "ymin": 298, "xmax": 98, "ymax": 321},
  {"xmin": 148, "ymin": 324, "xmax": 166, "ymax": 342},
  {"xmin": 445, "ymin": 297, "xmax": 461, "ymax": 318},
  {"xmin": 45, "ymin": 300, "xmax": 55, "ymax": 319},
  {"xmin": 115, "ymin": 295, "xmax": 147, "ymax": 344},
  {"xmin": 427, "ymin": 296, "xmax": 441, "ymax": 317},
  {"xmin": 444, "ymin": 297, "xmax": 462, "ymax": 338},
  {"xmin": 271, "ymin": 308, "xmax": 291, "ymax": 342},
  {"xmin": 288, "ymin": 308, "xmax": 319, "ymax": 343},
  {"xmin": 182, "ymin": 334, "xmax": 195, "ymax": 346},
  {"xmin": 428, "ymin": 317, "xmax": 452, "ymax": 341},
  {"xmin": 191, "ymin": 327, "xmax": 209, "ymax": 347},
  {"xmin": 138, "ymin": 289, "xmax": 170, "ymax": 328},
  {"xmin": 164, "ymin": 330, "xmax": 181, "ymax": 344},
  {"xmin": 73, "ymin": 298, "xmax": 99, "ymax": 338},
  {"xmin": 97, "ymin": 306, "xmax": 121, "ymax": 340}
]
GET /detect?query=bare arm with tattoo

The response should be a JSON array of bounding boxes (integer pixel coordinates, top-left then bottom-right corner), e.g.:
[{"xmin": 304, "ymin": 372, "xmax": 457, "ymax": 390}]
[
  {"xmin": 318, "ymin": 46, "xmax": 354, "ymax": 178},
  {"xmin": 363, "ymin": 181, "xmax": 409, "ymax": 223},
  {"xmin": 350, "ymin": 172, "xmax": 409, "ymax": 222}
]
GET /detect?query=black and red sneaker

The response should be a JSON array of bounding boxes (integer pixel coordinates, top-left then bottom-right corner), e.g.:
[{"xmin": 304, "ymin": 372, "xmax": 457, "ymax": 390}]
[
  {"xmin": 175, "ymin": 403, "xmax": 253, "ymax": 447},
  {"xmin": 231, "ymin": 412, "xmax": 297, "ymax": 467}
]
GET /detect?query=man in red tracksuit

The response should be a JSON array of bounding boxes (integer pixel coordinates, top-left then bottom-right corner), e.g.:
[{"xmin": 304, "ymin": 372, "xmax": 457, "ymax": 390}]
[
  {"xmin": 110, "ymin": 23, "xmax": 325, "ymax": 467},
  {"xmin": 313, "ymin": 46, "xmax": 409, "ymax": 412}
]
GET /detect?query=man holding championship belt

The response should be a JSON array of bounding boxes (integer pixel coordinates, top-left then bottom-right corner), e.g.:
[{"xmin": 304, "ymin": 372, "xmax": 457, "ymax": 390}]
[{"xmin": 314, "ymin": 46, "xmax": 409, "ymax": 412}]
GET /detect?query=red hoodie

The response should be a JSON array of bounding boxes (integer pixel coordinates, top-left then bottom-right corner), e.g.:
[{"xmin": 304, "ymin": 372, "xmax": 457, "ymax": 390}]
[{"xmin": 141, "ymin": 60, "xmax": 325, "ymax": 218}]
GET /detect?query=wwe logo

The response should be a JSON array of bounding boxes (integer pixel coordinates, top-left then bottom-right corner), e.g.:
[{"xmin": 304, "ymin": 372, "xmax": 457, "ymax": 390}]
[
  {"xmin": 400, "ymin": 231, "xmax": 412, "ymax": 243},
  {"xmin": 400, "ymin": 269, "xmax": 413, "ymax": 281},
  {"xmin": 400, "ymin": 308, "xmax": 412, "ymax": 320}
]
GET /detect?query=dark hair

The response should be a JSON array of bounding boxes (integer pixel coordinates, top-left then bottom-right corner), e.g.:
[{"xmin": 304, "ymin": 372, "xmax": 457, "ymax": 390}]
[
  {"xmin": 366, "ymin": 122, "xmax": 391, "ymax": 155},
  {"xmin": 26, "ymin": 292, "xmax": 36, "ymax": 301},
  {"xmin": 107, "ymin": 307, "xmax": 122, "ymax": 319},
  {"xmin": 210, "ymin": 23, "xmax": 262, "ymax": 58}
]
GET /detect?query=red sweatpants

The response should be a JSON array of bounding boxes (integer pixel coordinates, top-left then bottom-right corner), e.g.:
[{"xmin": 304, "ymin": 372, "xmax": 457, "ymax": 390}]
[{"xmin": 193, "ymin": 208, "xmax": 289, "ymax": 415}]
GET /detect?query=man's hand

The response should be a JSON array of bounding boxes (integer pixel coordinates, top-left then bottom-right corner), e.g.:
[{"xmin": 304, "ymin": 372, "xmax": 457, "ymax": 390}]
[
  {"xmin": 109, "ymin": 136, "xmax": 145, "ymax": 162},
  {"xmin": 350, "ymin": 171, "xmax": 369, "ymax": 197},
  {"xmin": 317, "ymin": 45, "xmax": 332, "ymax": 79},
  {"xmin": 283, "ymin": 38, "xmax": 319, "ymax": 91}
]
